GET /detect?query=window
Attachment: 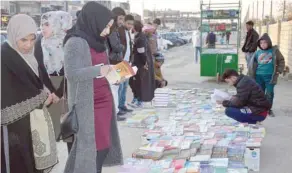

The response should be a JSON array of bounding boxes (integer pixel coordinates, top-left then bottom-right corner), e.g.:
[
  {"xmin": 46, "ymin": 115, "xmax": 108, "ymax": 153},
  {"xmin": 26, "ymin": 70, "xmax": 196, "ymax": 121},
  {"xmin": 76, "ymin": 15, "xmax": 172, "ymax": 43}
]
[{"xmin": 9, "ymin": 4, "xmax": 16, "ymax": 14}]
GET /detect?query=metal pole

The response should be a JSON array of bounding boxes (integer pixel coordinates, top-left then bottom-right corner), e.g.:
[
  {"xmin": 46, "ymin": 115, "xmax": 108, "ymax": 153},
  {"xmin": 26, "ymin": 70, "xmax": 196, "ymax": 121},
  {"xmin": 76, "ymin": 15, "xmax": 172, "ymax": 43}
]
[
  {"xmin": 262, "ymin": 0, "xmax": 264, "ymax": 20},
  {"xmin": 270, "ymin": 0, "xmax": 273, "ymax": 23},
  {"xmin": 252, "ymin": 1, "xmax": 254, "ymax": 19},
  {"xmin": 283, "ymin": 0, "xmax": 286, "ymax": 20},
  {"xmin": 257, "ymin": 0, "xmax": 258, "ymax": 22}
]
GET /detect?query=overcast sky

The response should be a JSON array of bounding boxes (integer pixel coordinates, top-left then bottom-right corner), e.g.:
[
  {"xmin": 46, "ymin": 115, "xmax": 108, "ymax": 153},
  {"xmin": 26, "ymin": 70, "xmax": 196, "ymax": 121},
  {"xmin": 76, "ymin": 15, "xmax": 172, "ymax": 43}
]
[{"xmin": 125, "ymin": 0, "xmax": 287, "ymax": 19}]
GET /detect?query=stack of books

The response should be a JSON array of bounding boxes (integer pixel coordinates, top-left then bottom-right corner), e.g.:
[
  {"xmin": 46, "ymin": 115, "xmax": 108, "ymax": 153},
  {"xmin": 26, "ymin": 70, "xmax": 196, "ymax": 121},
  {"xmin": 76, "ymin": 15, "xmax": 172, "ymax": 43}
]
[{"xmin": 154, "ymin": 88, "xmax": 170, "ymax": 107}]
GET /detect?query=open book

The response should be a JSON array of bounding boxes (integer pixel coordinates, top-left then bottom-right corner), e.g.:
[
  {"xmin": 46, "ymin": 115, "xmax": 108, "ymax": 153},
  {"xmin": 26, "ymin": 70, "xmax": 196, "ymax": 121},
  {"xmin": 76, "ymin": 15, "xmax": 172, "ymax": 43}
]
[
  {"xmin": 105, "ymin": 61, "xmax": 137, "ymax": 84},
  {"xmin": 211, "ymin": 89, "xmax": 232, "ymax": 103}
]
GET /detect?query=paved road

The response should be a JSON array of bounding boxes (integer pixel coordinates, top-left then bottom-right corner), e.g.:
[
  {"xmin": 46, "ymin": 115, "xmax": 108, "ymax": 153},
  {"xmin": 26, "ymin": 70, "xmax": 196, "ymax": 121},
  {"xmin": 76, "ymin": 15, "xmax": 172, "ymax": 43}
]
[{"xmin": 53, "ymin": 44, "xmax": 292, "ymax": 173}]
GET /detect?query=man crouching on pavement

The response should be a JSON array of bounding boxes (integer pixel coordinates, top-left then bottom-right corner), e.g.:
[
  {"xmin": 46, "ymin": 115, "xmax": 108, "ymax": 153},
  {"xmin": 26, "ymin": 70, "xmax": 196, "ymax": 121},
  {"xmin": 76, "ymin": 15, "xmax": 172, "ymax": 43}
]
[{"xmin": 219, "ymin": 69, "xmax": 271, "ymax": 124}]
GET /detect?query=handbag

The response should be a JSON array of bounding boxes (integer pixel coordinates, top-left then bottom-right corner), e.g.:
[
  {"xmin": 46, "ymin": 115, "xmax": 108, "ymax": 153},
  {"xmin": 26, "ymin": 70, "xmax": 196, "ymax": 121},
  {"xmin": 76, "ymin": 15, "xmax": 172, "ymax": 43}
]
[{"xmin": 57, "ymin": 81, "xmax": 79, "ymax": 141}]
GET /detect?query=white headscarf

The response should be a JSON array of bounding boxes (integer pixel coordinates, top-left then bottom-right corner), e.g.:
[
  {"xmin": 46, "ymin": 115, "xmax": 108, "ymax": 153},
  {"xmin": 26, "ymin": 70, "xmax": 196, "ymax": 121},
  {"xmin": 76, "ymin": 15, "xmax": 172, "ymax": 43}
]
[
  {"xmin": 41, "ymin": 11, "xmax": 72, "ymax": 75},
  {"xmin": 7, "ymin": 14, "xmax": 39, "ymax": 76}
]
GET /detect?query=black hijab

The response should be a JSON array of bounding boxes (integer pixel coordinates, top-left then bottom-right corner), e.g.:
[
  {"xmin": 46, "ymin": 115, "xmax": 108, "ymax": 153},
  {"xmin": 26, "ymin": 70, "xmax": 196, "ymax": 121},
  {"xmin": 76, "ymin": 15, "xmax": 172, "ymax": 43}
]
[{"xmin": 64, "ymin": 2, "xmax": 114, "ymax": 52}]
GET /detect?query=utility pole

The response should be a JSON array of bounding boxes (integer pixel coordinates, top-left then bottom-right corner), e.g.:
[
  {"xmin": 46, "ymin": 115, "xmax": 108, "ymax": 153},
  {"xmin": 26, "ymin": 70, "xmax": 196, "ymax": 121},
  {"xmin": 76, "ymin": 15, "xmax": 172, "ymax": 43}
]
[
  {"xmin": 283, "ymin": 0, "xmax": 286, "ymax": 20},
  {"xmin": 270, "ymin": 0, "xmax": 273, "ymax": 22},
  {"xmin": 262, "ymin": 0, "xmax": 264, "ymax": 21},
  {"xmin": 256, "ymin": 0, "xmax": 258, "ymax": 22},
  {"xmin": 252, "ymin": 1, "xmax": 254, "ymax": 19}
]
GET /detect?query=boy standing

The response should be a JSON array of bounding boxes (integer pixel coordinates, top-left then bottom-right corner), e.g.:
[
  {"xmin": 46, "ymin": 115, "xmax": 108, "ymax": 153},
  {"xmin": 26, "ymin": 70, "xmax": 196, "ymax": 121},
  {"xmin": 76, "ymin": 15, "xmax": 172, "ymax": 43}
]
[{"xmin": 248, "ymin": 33, "xmax": 285, "ymax": 117}]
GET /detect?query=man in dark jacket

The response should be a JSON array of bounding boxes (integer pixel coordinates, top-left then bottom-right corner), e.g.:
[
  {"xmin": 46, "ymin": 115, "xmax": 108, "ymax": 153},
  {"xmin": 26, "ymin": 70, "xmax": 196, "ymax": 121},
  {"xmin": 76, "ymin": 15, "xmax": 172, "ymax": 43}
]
[
  {"xmin": 206, "ymin": 31, "xmax": 216, "ymax": 48},
  {"xmin": 242, "ymin": 21, "xmax": 259, "ymax": 68},
  {"xmin": 108, "ymin": 7, "xmax": 127, "ymax": 119},
  {"xmin": 108, "ymin": 7, "xmax": 125, "ymax": 65},
  {"xmin": 117, "ymin": 14, "xmax": 134, "ymax": 113},
  {"xmin": 220, "ymin": 69, "xmax": 271, "ymax": 124}
]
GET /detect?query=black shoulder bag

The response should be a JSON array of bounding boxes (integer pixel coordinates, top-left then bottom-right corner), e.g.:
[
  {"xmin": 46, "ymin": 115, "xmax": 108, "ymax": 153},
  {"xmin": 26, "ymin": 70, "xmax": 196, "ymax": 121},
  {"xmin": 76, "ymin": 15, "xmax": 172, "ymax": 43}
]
[{"xmin": 57, "ymin": 82, "xmax": 79, "ymax": 141}]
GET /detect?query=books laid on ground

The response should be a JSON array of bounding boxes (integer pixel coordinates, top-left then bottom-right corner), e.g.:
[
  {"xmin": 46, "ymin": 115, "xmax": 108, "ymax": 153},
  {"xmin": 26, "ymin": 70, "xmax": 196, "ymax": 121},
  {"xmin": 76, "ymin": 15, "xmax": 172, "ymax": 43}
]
[
  {"xmin": 154, "ymin": 88, "xmax": 170, "ymax": 107},
  {"xmin": 105, "ymin": 61, "xmax": 137, "ymax": 84}
]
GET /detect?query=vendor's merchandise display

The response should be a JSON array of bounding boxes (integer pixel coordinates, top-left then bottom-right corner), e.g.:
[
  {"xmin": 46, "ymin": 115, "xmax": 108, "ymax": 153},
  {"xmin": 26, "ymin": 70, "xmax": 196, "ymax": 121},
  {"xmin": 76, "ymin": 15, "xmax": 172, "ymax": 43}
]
[
  {"xmin": 119, "ymin": 89, "xmax": 265, "ymax": 173},
  {"xmin": 154, "ymin": 88, "xmax": 171, "ymax": 107}
]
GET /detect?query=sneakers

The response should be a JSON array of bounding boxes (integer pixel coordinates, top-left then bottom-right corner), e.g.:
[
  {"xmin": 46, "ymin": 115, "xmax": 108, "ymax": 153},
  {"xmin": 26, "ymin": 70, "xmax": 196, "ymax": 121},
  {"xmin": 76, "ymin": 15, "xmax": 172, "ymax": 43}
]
[
  {"xmin": 128, "ymin": 98, "xmax": 138, "ymax": 108},
  {"xmin": 120, "ymin": 106, "xmax": 133, "ymax": 113},
  {"xmin": 117, "ymin": 116, "xmax": 126, "ymax": 121},
  {"xmin": 117, "ymin": 110, "xmax": 127, "ymax": 116},
  {"xmin": 269, "ymin": 110, "xmax": 275, "ymax": 117}
]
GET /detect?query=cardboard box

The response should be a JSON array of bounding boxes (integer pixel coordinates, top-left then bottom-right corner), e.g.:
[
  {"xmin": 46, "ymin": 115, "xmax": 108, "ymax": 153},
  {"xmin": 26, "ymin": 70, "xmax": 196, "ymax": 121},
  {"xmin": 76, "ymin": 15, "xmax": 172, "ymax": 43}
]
[{"xmin": 244, "ymin": 148, "xmax": 260, "ymax": 171}]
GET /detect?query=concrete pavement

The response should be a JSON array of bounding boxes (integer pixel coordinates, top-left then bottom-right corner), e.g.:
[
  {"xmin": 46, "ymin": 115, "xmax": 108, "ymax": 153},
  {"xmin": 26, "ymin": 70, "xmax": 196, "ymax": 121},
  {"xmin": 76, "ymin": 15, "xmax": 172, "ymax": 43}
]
[{"xmin": 53, "ymin": 44, "xmax": 292, "ymax": 173}]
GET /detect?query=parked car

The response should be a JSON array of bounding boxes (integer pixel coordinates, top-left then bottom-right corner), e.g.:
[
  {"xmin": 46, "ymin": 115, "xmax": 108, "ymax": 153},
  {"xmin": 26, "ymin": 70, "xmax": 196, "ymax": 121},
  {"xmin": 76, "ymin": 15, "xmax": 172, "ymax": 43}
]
[{"xmin": 161, "ymin": 33, "xmax": 185, "ymax": 47}]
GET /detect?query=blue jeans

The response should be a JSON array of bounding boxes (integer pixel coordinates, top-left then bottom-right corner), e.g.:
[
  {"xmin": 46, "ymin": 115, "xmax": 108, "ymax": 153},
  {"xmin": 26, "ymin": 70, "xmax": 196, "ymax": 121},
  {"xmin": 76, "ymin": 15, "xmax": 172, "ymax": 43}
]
[
  {"xmin": 255, "ymin": 74, "xmax": 275, "ymax": 107},
  {"xmin": 245, "ymin": 52, "xmax": 255, "ymax": 68},
  {"xmin": 225, "ymin": 107, "xmax": 266, "ymax": 124},
  {"xmin": 195, "ymin": 46, "xmax": 201, "ymax": 63},
  {"xmin": 118, "ymin": 79, "xmax": 129, "ymax": 110}
]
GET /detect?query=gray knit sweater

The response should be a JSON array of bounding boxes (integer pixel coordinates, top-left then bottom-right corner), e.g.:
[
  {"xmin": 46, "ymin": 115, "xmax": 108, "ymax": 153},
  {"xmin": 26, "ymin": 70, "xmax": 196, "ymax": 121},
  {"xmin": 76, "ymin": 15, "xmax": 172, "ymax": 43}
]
[{"xmin": 63, "ymin": 37, "xmax": 123, "ymax": 173}]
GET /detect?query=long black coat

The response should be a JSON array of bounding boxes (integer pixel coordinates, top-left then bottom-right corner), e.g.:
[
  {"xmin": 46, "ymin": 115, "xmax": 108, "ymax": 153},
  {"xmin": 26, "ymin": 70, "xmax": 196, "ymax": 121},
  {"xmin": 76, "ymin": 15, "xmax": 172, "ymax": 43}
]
[
  {"xmin": 1, "ymin": 42, "xmax": 50, "ymax": 173},
  {"xmin": 131, "ymin": 32, "xmax": 155, "ymax": 102}
]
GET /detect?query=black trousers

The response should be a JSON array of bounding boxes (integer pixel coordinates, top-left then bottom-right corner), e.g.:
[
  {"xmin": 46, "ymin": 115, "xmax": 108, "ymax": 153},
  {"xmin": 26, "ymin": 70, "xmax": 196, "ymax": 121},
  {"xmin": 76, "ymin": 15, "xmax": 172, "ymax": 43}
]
[{"xmin": 96, "ymin": 148, "xmax": 109, "ymax": 173}]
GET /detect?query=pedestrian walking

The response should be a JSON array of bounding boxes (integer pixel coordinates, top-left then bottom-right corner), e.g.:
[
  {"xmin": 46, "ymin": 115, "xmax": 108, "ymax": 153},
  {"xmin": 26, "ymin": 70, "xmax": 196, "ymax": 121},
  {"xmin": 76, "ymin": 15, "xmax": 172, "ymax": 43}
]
[
  {"xmin": 242, "ymin": 20, "xmax": 259, "ymax": 68},
  {"xmin": 63, "ymin": 2, "xmax": 123, "ymax": 173},
  {"xmin": 248, "ymin": 33, "xmax": 285, "ymax": 117},
  {"xmin": 1, "ymin": 14, "xmax": 57, "ymax": 173},
  {"xmin": 193, "ymin": 26, "xmax": 201, "ymax": 63}
]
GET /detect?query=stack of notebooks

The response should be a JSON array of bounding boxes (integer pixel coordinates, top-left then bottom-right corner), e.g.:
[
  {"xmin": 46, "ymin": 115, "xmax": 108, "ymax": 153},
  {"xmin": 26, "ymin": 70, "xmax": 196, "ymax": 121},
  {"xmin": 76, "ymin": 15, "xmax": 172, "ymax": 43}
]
[{"xmin": 154, "ymin": 88, "xmax": 170, "ymax": 107}]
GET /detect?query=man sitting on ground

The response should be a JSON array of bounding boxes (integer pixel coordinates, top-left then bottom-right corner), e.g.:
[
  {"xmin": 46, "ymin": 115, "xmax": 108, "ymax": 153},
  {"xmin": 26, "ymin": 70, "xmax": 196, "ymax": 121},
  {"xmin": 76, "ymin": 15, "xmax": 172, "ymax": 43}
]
[
  {"xmin": 154, "ymin": 54, "xmax": 168, "ymax": 89},
  {"xmin": 219, "ymin": 69, "xmax": 271, "ymax": 124}
]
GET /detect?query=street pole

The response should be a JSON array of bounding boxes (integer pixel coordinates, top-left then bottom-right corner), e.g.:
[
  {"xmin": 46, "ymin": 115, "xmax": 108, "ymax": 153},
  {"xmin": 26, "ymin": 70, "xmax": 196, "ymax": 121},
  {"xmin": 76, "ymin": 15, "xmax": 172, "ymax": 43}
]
[
  {"xmin": 252, "ymin": 1, "xmax": 254, "ymax": 19},
  {"xmin": 283, "ymin": 0, "xmax": 286, "ymax": 20},
  {"xmin": 256, "ymin": 0, "xmax": 258, "ymax": 23},
  {"xmin": 262, "ymin": 0, "xmax": 264, "ymax": 21}
]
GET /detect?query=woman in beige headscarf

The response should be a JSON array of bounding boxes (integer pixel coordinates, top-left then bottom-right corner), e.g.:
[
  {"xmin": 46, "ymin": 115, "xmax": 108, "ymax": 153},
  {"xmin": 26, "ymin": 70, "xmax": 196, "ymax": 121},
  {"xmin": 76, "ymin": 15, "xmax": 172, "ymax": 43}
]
[{"xmin": 1, "ymin": 14, "xmax": 57, "ymax": 173}]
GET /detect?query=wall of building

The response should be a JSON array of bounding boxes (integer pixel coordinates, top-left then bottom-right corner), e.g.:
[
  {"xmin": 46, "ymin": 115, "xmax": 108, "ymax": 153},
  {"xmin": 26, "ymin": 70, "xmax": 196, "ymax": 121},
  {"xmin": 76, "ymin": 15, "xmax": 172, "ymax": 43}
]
[{"xmin": 256, "ymin": 21, "xmax": 292, "ymax": 69}]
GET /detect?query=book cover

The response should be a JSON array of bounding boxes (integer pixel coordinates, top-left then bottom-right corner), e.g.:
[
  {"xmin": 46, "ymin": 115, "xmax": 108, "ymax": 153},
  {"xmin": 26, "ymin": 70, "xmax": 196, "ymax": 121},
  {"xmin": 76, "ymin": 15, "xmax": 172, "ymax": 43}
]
[
  {"xmin": 114, "ymin": 61, "xmax": 136, "ymax": 78},
  {"xmin": 105, "ymin": 61, "xmax": 137, "ymax": 84}
]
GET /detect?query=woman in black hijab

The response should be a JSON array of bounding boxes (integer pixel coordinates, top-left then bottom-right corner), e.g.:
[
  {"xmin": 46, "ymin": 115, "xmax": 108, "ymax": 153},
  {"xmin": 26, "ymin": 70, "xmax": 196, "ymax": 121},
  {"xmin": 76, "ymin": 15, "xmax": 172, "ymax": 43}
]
[{"xmin": 63, "ymin": 2, "xmax": 123, "ymax": 173}]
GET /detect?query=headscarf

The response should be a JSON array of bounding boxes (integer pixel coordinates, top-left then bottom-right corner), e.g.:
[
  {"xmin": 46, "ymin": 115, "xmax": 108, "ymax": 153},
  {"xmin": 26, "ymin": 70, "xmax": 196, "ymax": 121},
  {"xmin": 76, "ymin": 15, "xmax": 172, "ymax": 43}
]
[
  {"xmin": 41, "ymin": 11, "xmax": 72, "ymax": 75},
  {"xmin": 7, "ymin": 14, "xmax": 39, "ymax": 76},
  {"xmin": 64, "ymin": 1, "xmax": 114, "ymax": 52}
]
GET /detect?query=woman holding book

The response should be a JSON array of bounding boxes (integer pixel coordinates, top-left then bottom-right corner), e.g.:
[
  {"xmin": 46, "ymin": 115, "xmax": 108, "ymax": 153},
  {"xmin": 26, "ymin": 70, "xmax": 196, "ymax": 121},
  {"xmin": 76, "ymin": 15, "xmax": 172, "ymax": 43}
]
[{"xmin": 63, "ymin": 2, "xmax": 123, "ymax": 173}]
